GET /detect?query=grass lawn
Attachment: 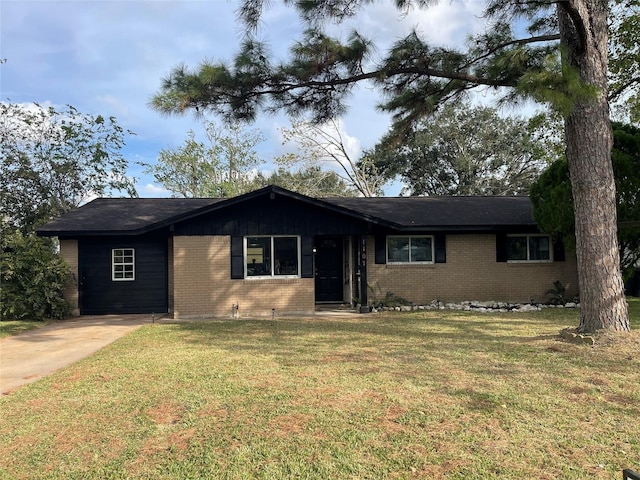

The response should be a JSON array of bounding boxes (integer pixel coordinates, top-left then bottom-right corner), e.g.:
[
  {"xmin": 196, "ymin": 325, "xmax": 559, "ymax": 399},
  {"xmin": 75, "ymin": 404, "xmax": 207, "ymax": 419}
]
[
  {"xmin": 0, "ymin": 320, "xmax": 51, "ymax": 339},
  {"xmin": 1, "ymin": 300, "xmax": 639, "ymax": 479}
]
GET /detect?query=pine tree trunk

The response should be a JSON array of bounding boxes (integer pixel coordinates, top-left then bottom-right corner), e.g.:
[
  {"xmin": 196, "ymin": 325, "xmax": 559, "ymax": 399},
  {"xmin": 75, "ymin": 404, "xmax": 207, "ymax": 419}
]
[{"xmin": 559, "ymin": 0, "xmax": 629, "ymax": 332}]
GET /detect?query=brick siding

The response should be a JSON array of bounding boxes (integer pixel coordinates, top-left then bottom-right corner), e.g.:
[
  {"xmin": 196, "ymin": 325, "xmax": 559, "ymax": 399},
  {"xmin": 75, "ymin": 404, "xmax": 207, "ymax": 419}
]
[
  {"xmin": 368, "ymin": 234, "xmax": 579, "ymax": 305},
  {"xmin": 173, "ymin": 236, "xmax": 315, "ymax": 318}
]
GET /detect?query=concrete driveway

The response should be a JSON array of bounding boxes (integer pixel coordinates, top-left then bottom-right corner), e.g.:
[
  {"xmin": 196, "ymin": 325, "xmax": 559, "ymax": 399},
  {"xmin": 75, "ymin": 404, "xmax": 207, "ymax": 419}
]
[{"xmin": 0, "ymin": 314, "xmax": 152, "ymax": 395}]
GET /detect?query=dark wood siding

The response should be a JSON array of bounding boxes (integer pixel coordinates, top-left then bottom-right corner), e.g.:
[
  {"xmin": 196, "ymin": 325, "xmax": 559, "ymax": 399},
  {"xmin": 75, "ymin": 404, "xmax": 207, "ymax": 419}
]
[
  {"xmin": 78, "ymin": 235, "xmax": 168, "ymax": 315},
  {"xmin": 174, "ymin": 195, "xmax": 370, "ymax": 236}
]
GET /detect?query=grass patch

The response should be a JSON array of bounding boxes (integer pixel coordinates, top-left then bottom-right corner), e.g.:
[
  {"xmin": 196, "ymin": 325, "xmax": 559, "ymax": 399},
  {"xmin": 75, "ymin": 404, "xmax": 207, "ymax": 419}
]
[
  {"xmin": 1, "ymin": 302, "xmax": 639, "ymax": 479},
  {"xmin": 0, "ymin": 320, "xmax": 50, "ymax": 339}
]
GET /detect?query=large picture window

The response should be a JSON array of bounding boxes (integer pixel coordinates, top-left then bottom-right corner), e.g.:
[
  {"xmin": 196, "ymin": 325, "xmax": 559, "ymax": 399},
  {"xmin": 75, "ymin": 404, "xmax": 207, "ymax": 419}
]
[
  {"xmin": 387, "ymin": 236, "xmax": 433, "ymax": 263},
  {"xmin": 507, "ymin": 235, "xmax": 551, "ymax": 262},
  {"xmin": 246, "ymin": 236, "xmax": 300, "ymax": 278},
  {"xmin": 112, "ymin": 248, "xmax": 135, "ymax": 281}
]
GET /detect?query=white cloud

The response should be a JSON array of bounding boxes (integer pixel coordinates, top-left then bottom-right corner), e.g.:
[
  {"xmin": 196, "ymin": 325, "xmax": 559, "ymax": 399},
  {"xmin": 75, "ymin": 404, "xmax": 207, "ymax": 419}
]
[{"xmin": 139, "ymin": 183, "xmax": 172, "ymax": 198}]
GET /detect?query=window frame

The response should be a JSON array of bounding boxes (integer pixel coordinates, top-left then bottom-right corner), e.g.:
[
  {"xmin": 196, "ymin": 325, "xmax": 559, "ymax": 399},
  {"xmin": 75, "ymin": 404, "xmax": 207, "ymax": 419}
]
[
  {"xmin": 244, "ymin": 235, "xmax": 301, "ymax": 279},
  {"xmin": 386, "ymin": 235, "xmax": 435, "ymax": 264},
  {"xmin": 112, "ymin": 248, "xmax": 135, "ymax": 281},
  {"xmin": 506, "ymin": 234, "xmax": 552, "ymax": 263}
]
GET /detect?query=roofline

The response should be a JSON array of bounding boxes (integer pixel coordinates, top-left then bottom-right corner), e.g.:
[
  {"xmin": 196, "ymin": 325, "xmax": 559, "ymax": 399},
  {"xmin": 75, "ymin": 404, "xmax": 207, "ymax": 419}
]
[
  {"xmin": 39, "ymin": 224, "xmax": 541, "ymax": 238},
  {"xmin": 391, "ymin": 225, "xmax": 540, "ymax": 233},
  {"xmin": 36, "ymin": 187, "xmax": 539, "ymax": 237}
]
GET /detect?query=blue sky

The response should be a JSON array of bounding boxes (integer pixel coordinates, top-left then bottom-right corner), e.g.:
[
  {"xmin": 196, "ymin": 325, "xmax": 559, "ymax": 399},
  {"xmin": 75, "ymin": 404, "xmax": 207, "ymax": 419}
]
[{"xmin": 1, "ymin": 0, "xmax": 486, "ymax": 197}]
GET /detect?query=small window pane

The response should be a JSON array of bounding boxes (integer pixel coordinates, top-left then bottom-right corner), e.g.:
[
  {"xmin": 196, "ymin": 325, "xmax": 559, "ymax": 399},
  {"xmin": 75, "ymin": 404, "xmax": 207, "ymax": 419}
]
[
  {"xmin": 245, "ymin": 236, "xmax": 300, "ymax": 278},
  {"xmin": 529, "ymin": 236, "xmax": 550, "ymax": 260},
  {"xmin": 112, "ymin": 248, "xmax": 134, "ymax": 281},
  {"xmin": 507, "ymin": 237, "xmax": 528, "ymax": 261},
  {"xmin": 388, "ymin": 237, "xmax": 410, "ymax": 263},
  {"xmin": 247, "ymin": 237, "xmax": 271, "ymax": 276},
  {"xmin": 411, "ymin": 237, "xmax": 432, "ymax": 262},
  {"xmin": 274, "ymin": 237, "xmax": 298, "ymax": 275}
]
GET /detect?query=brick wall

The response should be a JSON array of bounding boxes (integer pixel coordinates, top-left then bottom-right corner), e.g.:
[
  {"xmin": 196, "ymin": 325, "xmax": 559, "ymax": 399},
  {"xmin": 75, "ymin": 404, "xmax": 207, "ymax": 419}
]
[
  {"xmin": 173, "ymin": 236, "xmax": 315, "ymax": 318},
  {"xmin": 59, "ymin": 239, "xmax": 80, "ymax": 315},
  {"xmin": 367, "ymin": 234, "xmax": 579, "ymax": 304}
]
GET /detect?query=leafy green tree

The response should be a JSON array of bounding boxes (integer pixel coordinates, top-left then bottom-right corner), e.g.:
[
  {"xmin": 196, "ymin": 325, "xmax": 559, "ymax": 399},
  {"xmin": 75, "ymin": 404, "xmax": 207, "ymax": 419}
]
[
  {"xmin": 609, "ymin": 0, "xmax": 640, "ymax": 122},
  {"xmin": 368, "ymin": 102, "xmax": 555, "ymax": 196},
  {"xmin": 259, "ymin": 165, "xmax": 358, "ymax": 197},
  {"xmin": 1, "ymin": 232, "xmax": 71, "ymax": 321},
  {"xmin": 0, "ymin": 102, "xmax": 137, "ymax": 235},
  {"xmin": 531, "ymin": 122, "xmax": 640, "ymax": 280},
  {"xmin": 142, "ymin": 121, "xmax": 265, "ymax": 198},
  {"xmin": 278, "ymin": 119, "xmax": 386, "ymax": 197},
  {"xmin": 151, "ymin": 0, "xmax": 637, "ymax": 332},
  {"xmin": 142, "ymin": 130, "xmax": 219, "ymax": 198}
]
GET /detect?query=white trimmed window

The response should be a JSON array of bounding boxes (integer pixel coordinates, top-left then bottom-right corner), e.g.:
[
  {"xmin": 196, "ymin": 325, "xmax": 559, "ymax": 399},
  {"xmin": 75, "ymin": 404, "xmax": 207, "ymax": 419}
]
[
  {"xmin": 245, "ymin": 236, "xmax": 300, "ymax": 278},
  {"xmin": 387, "ymin": 236, "xmax": 434, "ymax": 264},
  {"xmin": 112, "ymin": 248, "xmax": 135, "ymax": 281},
  {"xmin": 507, "ymin": 235, "xmax": 551, "ymax": 262}
]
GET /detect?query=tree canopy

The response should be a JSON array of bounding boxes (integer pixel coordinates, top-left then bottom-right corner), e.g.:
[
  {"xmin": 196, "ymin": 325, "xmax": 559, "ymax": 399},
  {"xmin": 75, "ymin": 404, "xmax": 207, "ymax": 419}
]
[
  {"xmin": 151, "ymin": 2, "xmax": 636, "ymax": 127},
  {"xmin": 150, "ymin": 0, "xmax": 637, "ymax": 332},
  {"xmin": 259, "ymin": 165, "xmax": 358, "ymax": 197},
  {"xmin": 531, "ymin": 121, "xmax": 640, "ymax": 279},
  {"xmin": 367, "ymin": 102, "xmax": 557, "ymax": 196},
  {"xmin": 141, "ymin": 121, "xmax": 265, "ymax": 198},
  {"xmin": 0, "ymin": 103, "xmax": 137, "ymax": 235}
]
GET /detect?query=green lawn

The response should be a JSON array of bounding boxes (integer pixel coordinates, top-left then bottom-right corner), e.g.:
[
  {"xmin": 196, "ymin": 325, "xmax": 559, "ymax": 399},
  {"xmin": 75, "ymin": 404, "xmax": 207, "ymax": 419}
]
[
  {"xmin": 1, "ymin": 300, "xmax": 639, "ymax": 479},
  {"xmin": 0, "ymin": 320, "xmax": 51, "ymax": 339}
]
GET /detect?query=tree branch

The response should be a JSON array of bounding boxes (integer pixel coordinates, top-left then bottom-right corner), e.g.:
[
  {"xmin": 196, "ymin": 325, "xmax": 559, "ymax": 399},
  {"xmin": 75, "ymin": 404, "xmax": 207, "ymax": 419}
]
[
  {"xmin": 609, "ymin": 76, "xmax": 640, "ymax": 101},
  {"xmin": 221, "ymin": 66, "xmax": 515, "ymax": 105},
  {"xmin": 465, "ymin": 33, "xmax": 561, "ymax": 69}
]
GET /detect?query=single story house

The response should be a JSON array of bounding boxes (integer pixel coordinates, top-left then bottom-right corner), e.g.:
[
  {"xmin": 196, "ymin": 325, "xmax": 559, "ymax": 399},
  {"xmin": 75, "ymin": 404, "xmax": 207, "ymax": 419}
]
[{"xmin": 37, "ymin": 185, "xmax": 579, "ymax": 317}]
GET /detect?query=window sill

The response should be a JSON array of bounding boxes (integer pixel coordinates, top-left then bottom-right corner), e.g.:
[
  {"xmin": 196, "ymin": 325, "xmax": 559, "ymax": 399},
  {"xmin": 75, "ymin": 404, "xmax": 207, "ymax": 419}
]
[
  {"xmin": 385, "ymin": 262, "xmax": 436, "ymax": 267},
  {"xmin": 244, "ymin": 275, "xmax": 301, "ymax": 280},
  {"xmin": 506, "ymin": 260, "xmax": 553, "ymax": 264}
]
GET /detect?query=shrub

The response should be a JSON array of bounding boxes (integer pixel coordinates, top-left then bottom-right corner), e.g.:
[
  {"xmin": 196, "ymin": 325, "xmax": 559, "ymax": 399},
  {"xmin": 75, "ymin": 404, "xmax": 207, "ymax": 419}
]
[{"xmin": 1, "ymin": 232, "xmax": 71, "ymax": 320}]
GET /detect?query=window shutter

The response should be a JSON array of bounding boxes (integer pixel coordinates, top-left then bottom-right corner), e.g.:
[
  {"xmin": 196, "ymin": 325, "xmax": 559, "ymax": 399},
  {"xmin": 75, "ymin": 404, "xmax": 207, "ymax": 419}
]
[
  {"xmin": 375, "ymin": 235, "xmax": 386, "ymax": 264},
  {"xmin": 496, "ymin": 233, "xmax": 508, "ymax": 262},
  {"xmin": 230, "ymin": 236, "xmax": 244, "ymax": 279},
  {"xmin": 553, "ymin": 238, "xmax": 566, "ymax": 262},
  {"xmin": 434, "ymin": 234, "xmax": 446, "ymax": 263},
  {"xmin": 301, "ymin": 236, "xmax": 314, "ymax": 278}
]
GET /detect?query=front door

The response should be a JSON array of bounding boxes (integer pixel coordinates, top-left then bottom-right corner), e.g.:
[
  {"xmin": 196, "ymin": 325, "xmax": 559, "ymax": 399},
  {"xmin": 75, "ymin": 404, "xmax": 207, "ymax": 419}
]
[{"xmin": 315, "ymin": 237, "xmax": 344, "ymax": 302}]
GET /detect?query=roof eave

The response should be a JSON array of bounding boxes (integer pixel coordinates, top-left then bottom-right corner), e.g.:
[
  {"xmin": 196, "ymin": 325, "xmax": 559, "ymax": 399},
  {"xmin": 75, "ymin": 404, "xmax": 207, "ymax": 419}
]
[{"xmin": 392, "ymin": 224, "xmax": 540, "ymax": 233}]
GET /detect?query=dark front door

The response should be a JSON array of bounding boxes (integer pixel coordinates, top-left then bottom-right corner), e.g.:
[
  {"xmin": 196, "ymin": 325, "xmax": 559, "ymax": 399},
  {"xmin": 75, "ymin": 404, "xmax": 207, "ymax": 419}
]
[{"xmin": 315, "ymin": 237, "xmax": 343, "ymax": 302}]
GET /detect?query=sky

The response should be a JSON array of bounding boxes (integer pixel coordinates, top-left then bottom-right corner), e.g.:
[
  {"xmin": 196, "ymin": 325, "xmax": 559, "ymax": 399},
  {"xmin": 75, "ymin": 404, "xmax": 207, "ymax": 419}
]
[{"xmin": 1, "ymin": 0, "xmax": 488, "ymax": 197}]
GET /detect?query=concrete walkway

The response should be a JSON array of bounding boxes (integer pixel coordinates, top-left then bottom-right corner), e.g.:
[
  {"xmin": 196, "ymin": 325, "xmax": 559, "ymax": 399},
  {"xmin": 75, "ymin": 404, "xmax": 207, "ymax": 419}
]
[{"xmin": 0, "ymin": 314, "xmax": 151, "ymax": 395}]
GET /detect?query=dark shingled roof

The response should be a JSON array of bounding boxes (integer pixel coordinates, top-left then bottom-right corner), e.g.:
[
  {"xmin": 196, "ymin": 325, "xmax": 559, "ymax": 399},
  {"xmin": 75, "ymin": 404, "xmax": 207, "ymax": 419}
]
[
  {"xmin": 323, "ymin": 196, "xmax": 536, "ymax": 229},
  {"xmin": 37, "ymin": 198, "xmax": 223, "ymax": 235},
  {"xmin": 37, "ymin": 186, "xmax": 537, "ymax": 236}
]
